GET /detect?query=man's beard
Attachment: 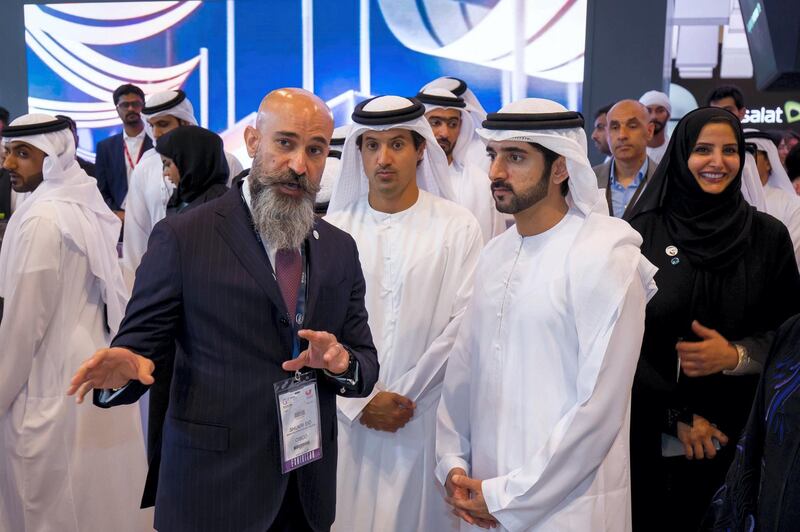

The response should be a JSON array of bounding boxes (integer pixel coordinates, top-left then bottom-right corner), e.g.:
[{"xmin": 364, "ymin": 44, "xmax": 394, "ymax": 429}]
[
  {"xmin": 249, "ymin": 157, "xmax": 320, "ymax": 250},
  {"xmin": 491, "ymin": 170, "xmax": 549, "ymax": 214},
  {"xmin": 8, "ymin": 170, "xmax": 44, "ymax": 193},
  {"xmin": 651, "ymin": 119, "xmax": 665, "ymax": 135},
  {"xmin": 436, "ymin": 138, "xmax": 453, "ymax": 157},
  {"xmin": 593, "ymin": 138, "xmax": 610, "ymax": 155}
]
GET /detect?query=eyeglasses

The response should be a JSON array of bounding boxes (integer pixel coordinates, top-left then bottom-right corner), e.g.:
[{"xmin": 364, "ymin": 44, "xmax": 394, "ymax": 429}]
[{"xmin": 116, "ymin": 101, "xmax": 144, "ymax": 110}]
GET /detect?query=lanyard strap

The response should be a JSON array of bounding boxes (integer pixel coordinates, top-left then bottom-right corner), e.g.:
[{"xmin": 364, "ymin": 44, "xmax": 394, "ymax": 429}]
[
  {"xmin": 624, "ymin": 173, "xmax": 649, "ymax": 216},
  {"xmin": 123, "ymin": 138, "xmax": 145, "ymax": 171}
]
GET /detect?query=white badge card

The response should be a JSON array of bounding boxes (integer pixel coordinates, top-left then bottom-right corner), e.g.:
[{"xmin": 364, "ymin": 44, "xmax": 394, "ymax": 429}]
[{"xmin": 274, "ymin": 371, "xmax": 323, "ymax": 474}]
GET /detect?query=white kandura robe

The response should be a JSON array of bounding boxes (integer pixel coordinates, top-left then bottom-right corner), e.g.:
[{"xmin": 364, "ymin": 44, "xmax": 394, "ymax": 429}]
[
  {"xmin": 326, "ymin": 190, "xmax": 483, "ymax": 532},
  {"xmin": 764, "ymin": 185, "xmax": 800, "ymax": 270},
  {"xmin": 646, "ymin": 137, "xmax": 669, "ymax": 165},
  {"xmin": 122, "ymin": 148, "xmax": 242, "ymax": 282},
  {"xmin": 121, "ymin": 149, "xmax": 168, "ymax": 284},
  {"xmin": 0, "ymin": 205, "xmax": 152, "ymax": 532},
  {"xmin": 436, "ymin": 208, "xmax": 654, "ymax": 531},
  {"xmin": 449, "ymin": 161, "xmax": 509, "ymax": 242}
]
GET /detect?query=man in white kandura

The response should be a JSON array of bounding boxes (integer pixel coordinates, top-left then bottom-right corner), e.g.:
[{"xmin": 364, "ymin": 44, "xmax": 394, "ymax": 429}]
[
  {"xmin": 422, "ymin": 77, "xmax": 488, "ymax": 121},
  {"xmin": 421, "ymin": 76, "xmax": 488, "ymax": 167},
  {"xmin": 417, "ymin": 87, "xmax": 507, "ymax": 241},
  {"xmin": 435, "ymin": 99, "xmax": 658, "ymax": 531},
  {"xmin": 745, "ymin": 129, "xmax": 800, "ymax": 270},
  {"xmin": 0, "ymin": 114, "xmax": 150, "ymax": 531},
  {"xmin": 326, "ymin": 95, "xmax": 484, "ymax": 532},
  {"xmin": 121, "ymin": 90, "xmax": 243, "ymax": 282},
  {"xmin": 639, "ymin": 90, "xmax": 671, "ymax": 165},
  {"xmin": 314, "ymin": 124, "xmax": 349, "ymax": 216}
]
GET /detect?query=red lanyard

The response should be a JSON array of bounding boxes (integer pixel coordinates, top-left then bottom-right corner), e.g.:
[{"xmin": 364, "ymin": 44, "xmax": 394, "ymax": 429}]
[{"xmin": 123, "ymin": 138, "xmax": 145, "ymax": 171}]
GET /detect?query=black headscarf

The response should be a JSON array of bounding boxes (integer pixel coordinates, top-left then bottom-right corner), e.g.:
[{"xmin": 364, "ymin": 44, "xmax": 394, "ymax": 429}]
[
  {"xmin": 156, "ymin": 125, "xmax": 229, "ymax": 211},
  {"xmin": 627, "ymin": 107, "xmax": 752, "ymax": 270}
]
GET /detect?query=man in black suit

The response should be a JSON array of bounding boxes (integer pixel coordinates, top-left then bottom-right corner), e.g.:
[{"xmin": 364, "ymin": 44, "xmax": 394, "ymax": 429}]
[
  {"xmin": 94, "ymin": 84, "xmax": 152, "ymax": 220},
  {"xmin": 69, "ymin": 88, "xmax": 379, "ymax": 532}
]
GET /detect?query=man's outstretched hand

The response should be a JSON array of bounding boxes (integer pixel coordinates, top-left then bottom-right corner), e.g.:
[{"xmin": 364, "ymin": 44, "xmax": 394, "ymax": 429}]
[{"xmin": 67, "ymin": 347, "xmax": 155, "ymax": 403}]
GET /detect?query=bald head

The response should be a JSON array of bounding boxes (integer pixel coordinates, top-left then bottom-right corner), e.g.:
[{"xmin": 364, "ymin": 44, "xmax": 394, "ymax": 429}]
[
  {"xmin": 255, "ymin": 88, "xmax": 333, "ymax": 134},
  {"xmin": 608, "ymin": 100, "xmax": 649, "ymax": 125},
  {"xmin": 244, "ymin": 87, "xmax": 334, "ymax": 187},
  {"xmin": 606, "ymin": 99, "xmax": 653, "ymax": 164}
]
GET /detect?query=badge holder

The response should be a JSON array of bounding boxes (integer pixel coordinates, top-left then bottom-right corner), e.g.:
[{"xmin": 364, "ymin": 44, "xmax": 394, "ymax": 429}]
[{"xmin": 274, "ymin": 371, "xmax": 323, "ymax": 474}]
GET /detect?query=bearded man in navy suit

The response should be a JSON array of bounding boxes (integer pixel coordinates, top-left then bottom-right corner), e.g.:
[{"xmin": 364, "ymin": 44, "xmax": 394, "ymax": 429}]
[{"xmin": 69, "ymin": 88, "xmax": 379, "ymax": 532}]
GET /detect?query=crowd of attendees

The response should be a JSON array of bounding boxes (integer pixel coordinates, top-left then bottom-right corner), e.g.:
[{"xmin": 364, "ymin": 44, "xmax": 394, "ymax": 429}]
[{"xmin": 1, "ymin": 80, "xmax": 800, "ymax": 532}]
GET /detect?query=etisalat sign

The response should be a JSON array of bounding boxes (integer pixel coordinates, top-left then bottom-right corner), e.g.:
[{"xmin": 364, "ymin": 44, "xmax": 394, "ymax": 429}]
[{"xmin": 742, "ymin": 100, "xmax": 800, "ymax": 125}]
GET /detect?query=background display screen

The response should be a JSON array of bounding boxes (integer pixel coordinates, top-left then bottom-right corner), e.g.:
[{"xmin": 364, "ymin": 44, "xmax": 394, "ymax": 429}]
[{"xmin": 23, "ymin": 0, "xmax": 588, "ymax": 162}]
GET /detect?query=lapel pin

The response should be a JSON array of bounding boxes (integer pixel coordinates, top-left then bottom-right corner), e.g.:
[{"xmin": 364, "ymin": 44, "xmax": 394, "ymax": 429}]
[
  {"xmin": 665, "ymin": 245, "xmax": 678, "ymax": 257},
  {"xmin": 313, "ymin": 230, "xmax": 319, "ymax": 240}
]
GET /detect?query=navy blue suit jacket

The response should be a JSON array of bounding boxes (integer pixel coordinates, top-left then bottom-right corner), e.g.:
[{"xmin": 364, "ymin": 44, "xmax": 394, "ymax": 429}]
[
  {"xmin": 94, "ymin": 132, "xmax": 152, "ymax": 211},
  {"xmin": 95, "ymin": 183, "xmax": 378, "ymax": 531}
]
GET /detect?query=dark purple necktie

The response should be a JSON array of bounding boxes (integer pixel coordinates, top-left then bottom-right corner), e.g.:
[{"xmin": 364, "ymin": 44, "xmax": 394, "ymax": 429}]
[{"xmin": 275, "ymin": 248, "xmax": 302, "ymax": 317}]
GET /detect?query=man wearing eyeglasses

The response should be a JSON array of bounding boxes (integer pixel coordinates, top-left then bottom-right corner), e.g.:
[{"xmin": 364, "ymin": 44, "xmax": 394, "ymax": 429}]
[{"xmin": 95, "ymin": 84, "xmax": 153, "ymax": 221}]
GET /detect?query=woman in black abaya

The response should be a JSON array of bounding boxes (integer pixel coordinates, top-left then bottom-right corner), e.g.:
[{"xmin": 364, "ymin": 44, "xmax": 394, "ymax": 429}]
[
  {"xmin": 626, "ymin": 107, "xmax": 800, "ymax": 531},
  {"xmin": 156, "ymin": 125, "xmax": 229, "ymax": 215}
]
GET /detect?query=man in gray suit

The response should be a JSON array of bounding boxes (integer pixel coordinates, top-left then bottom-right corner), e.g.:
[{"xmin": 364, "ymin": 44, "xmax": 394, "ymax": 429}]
[{"xmin": 593, "ymin": 100, "xmax": 657, "ymax": 219}]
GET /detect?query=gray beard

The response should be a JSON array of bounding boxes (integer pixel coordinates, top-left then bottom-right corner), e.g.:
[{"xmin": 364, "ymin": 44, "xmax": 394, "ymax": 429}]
[{"xmin": 248, "ymin": 162, "xmax": 318, "ymax": 250}]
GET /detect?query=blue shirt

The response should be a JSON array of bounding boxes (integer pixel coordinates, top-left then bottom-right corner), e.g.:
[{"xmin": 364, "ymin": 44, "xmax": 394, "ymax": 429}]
[{"xmin": 609, "ymin": 158, "xmax": 648, "ymax": 218}]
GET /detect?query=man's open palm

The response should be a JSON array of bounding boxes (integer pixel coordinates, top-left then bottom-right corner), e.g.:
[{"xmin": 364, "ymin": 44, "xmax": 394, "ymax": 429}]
[{"xmin": 67, "ymin": 347, "xmax": 155, "ymax": 403}]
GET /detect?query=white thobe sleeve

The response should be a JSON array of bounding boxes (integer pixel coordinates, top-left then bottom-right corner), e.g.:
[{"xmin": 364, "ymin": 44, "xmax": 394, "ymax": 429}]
[
  {"xmin": 481, "ymin": 278, "xmax": 646, "ymax": 531},
  {"xmin": 337, "ymin": 222, "xmax": 484, "ymax": 422},
  {"xmin": 434, "ymin": 295, "xmax": 478, "ymax": 484},
  {"xmin": 0, "ymin": 217, "xmax": 62, "ymax": 416},
  {"xmin": 121, "ymin": 165, "xmax": 152, "ymax": 280}
]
